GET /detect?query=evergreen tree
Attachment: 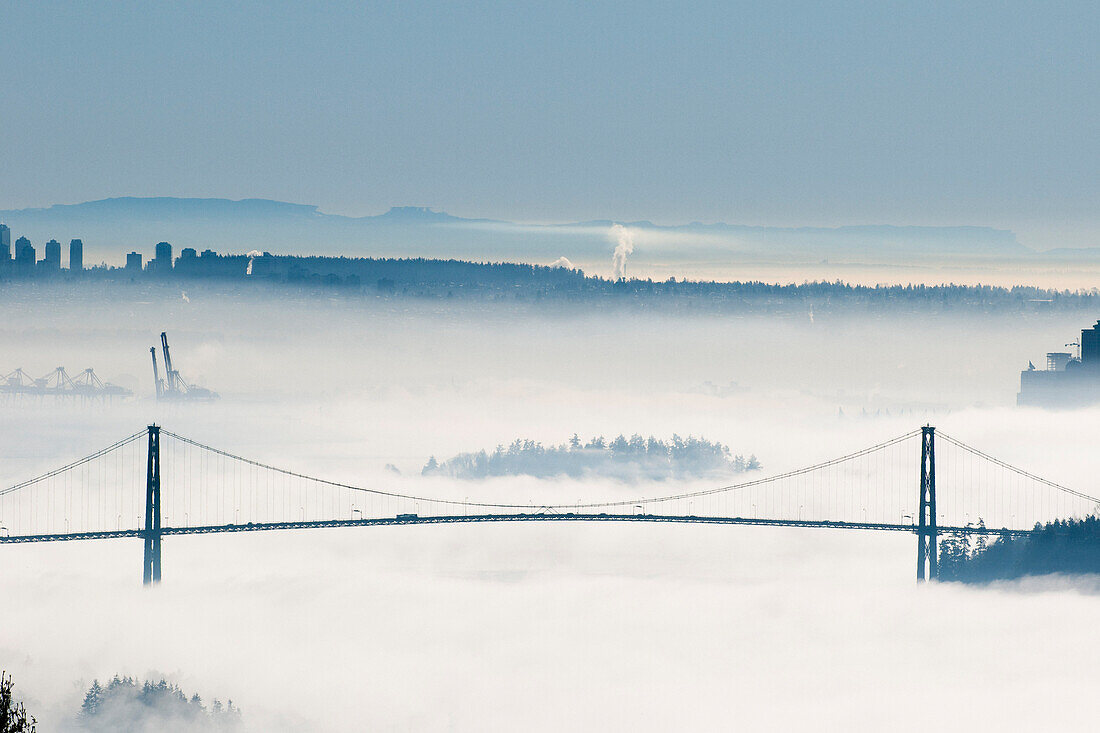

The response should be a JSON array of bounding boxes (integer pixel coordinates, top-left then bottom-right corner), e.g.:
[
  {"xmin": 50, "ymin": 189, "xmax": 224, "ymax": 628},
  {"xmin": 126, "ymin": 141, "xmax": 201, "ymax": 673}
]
[
  {"xmin": 0, "ymin": 671, "xmax": 36, "ymax": 733},
  {"xmin": 80, "ymin": 680, "xmax": 103, "ymax": 718},
  {"xmin": 973, "ymin": 519, "xmax": 988, "ymax": 558}
]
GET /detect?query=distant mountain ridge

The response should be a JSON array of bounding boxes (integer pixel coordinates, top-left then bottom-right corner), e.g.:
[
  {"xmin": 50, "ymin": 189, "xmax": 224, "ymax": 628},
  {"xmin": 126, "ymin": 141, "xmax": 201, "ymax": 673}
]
[
  {"xmin": 0, "ymin": 196, "xmax": 1037, "ymax": 268},
  {"xmin": 1, "ymin": 197, "xmax": 474, "ymax": 224}
]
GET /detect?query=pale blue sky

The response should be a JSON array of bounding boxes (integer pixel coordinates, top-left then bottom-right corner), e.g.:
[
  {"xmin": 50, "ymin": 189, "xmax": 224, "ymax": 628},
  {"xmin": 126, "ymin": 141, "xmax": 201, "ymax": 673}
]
[{"xmin": 1, "ymin": 1, "xmax": 1097, "ymax": 246}]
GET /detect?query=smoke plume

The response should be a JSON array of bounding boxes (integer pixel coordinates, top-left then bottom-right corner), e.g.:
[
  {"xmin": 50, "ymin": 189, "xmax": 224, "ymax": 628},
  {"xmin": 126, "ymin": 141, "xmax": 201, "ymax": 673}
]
[
  {"xmin": 244, "ymin": 250, "xmax": 263, "ymax": 276},
  {"xmin": 609, "ymin": 225, "xmax": 634, "ymax": 280}
]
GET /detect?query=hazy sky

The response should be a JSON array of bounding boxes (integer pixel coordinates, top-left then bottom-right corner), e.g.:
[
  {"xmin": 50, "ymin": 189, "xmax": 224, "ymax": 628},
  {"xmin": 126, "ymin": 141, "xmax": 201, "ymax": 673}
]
[{"xmin": 2, "ymin": 1, "xmax": 1098, "ymax": 246}]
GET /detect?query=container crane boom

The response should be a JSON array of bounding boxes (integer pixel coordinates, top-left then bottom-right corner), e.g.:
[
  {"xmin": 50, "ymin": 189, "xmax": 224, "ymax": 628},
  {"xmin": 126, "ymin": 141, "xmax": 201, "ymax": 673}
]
[
  {"xmin": 150, "ymin": 347, "xmax": 163, "ymax": 398},
  {"xmin": 148, "ymin": 331, "xmax": 218, "ymax": 401},
  {"xmin": 160, "ymin": 332, "xmax": 177, "ymax": 392}
]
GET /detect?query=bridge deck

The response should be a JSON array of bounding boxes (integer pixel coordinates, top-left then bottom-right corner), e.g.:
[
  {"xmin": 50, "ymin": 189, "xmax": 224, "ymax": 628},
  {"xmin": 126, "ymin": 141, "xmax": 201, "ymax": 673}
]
[{"xmin": 0, "ymin": 512, "xmax": 1034, "ymax": 544}]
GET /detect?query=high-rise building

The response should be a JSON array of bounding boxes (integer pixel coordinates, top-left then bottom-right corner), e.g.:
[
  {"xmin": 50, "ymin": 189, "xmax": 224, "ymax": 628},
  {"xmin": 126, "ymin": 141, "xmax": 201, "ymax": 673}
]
[
  {"xmin": 155, "ymin": 241, "xmax": 173, "ymax": 272},
  {"xmin": 0, "ymin": 224, "xmax": 10, "ymax": 272},
  {"xmin": 126, "ymin": 252, "xmax": 143, "ymax": 271},
  {"xmin": 44, "ymin": 239, "xmax": 62, "ymax": 270},
  {"xmin": 15, "ymin": 237, "xmax": 35, "ymax": 274},
  {"xmin": 176, "ymin": 247, "xmax": 198, "ymax": 274},
  {"xmin": 1081, "ymin": 320, "xmax": 1100, "ymax": 369},
  {"xmin": 69, "ymin": 239, "xmax": 84, "ymax": 272}
]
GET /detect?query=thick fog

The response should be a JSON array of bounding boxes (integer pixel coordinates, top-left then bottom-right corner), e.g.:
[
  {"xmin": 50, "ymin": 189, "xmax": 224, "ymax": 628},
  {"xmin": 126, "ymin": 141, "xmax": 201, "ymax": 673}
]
[{"xmin": 2, "ymin": 284, "xmax": 1100, "ymax": 731}]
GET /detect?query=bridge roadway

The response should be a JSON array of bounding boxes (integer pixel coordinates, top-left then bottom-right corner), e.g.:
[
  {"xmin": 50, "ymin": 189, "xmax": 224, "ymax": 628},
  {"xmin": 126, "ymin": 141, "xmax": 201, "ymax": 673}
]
[{"xmin": 0, "ymin": 512, "xmax": 1034, "ymax": 544}]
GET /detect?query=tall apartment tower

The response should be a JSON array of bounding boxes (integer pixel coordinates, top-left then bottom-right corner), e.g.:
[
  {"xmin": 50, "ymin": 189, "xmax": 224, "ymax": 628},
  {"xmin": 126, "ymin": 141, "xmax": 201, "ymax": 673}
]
[
  {"xmin": 155, "ymin": 241, "xmax": 173, "ymax": 272},
  {"xmin": 14, "ymin": 236, "xmax": 35, "ymax": 273},
  {"xmin": 0, "ymin": 223, "xmax": 10, "ymax": 262},
  {"xmin": 1080, "ymin": 320, "xmax": 1100, "ymax": 369},
  {"xmin": 44, "ymin": 239, "xmax": 62, "ymax": 270},
  {"xmin": 126, "ymin": 251, "xmax": 143, "ymax": 271},
  {"xmin": 69, "ymin": 239, "xmax": 84, "ymax": 272}
]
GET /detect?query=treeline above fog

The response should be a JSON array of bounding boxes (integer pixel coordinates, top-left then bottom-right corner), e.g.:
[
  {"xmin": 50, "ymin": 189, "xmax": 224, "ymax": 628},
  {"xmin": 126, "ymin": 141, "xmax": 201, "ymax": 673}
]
[
  {"xmin": 423, "ymin": 434, "xmax": 760, "ymax": 481},
  {"xmin": 939, "ymin": 517, "xmax": 1100, "ymax": 583},
  {"xmin": 78, "ymin": 677, "xmax": 241, "ymax": 732},
  {"xmin": 9, "ymin": 251, "xmax": 1100, "ymax": 312}
]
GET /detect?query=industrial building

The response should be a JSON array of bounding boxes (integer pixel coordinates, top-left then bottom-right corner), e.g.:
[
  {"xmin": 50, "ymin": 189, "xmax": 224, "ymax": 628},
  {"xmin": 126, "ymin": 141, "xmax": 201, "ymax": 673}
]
[{"xmin": 1018, "ymin": 320, "xmax": 1100, "ymax": 407}]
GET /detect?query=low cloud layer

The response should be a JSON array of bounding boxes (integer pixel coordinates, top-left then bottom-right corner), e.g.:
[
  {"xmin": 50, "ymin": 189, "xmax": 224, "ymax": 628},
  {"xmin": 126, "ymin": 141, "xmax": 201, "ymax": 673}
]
[
  {"xmin": 2, "ymin": 289, "xmax": 1100, "ymax": 730},
  {"xmin": 5, "ymin": 522, "xmax": 1099, "ymax": 731}
]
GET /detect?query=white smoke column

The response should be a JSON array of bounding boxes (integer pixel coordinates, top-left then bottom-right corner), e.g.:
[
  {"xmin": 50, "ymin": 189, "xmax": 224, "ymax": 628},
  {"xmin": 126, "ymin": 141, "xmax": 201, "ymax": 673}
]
[
  {"xmin": 245, "ymin": 250, "xmax": 263, "ymax": 276},
  {"xmin": 609, "ymin": 224, "xmax": 634, "ymax": 280}
]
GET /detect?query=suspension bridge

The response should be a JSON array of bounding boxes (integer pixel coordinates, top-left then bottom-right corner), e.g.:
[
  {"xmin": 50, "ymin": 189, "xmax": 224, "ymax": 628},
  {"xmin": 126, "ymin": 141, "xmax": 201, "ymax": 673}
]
[{"xmin": 1, "ymin": 425, "xmax": 1096, "ymax": 584}]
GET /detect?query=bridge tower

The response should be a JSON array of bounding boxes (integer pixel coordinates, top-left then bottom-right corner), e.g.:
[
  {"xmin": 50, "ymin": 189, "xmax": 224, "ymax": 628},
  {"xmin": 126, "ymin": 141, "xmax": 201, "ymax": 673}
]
[
  {"xmin": 916, "ymin": 426, "xmax": 937, "ymax": 581},
  {"xmin": 143, "ymin": 425, "xmax": 162, "ymax": 585}
]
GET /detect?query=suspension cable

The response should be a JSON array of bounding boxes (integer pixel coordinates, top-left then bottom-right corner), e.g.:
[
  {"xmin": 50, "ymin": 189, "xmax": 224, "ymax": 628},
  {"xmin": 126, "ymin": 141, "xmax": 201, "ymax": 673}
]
[
  {"xmin": 938, "ymin": 431, "xmax": 1100, "ymax": 504},
  {"xmin": 161, "ymin": 428, "xmax": 921, "ymax": 510},
  {"xmin": 0, "ymin": 429, "xmax": 148, "ymax": 497}
]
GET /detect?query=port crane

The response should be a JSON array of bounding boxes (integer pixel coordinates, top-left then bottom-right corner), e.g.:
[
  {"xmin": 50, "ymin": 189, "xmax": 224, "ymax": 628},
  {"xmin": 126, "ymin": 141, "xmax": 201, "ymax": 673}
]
[
  {"xmin": 150, "ymin": 332, "xmax": 218, "ymax": 401},
  {"xmin": 0, "ymin": 366, "xmax": 131, "ymax": 399}
]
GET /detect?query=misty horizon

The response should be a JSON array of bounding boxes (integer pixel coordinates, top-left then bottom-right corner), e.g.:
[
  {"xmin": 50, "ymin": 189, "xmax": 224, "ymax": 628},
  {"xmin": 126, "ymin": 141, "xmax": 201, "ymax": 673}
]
[{"xmin": 8, "ymin": 195, "xmax": 1100, "ymax": 289}]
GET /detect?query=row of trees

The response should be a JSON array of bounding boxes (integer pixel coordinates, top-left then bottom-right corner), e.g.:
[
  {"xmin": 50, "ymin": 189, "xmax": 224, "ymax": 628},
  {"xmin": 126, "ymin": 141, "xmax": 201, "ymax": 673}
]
[
  {"xmin": 79, "ymin": 677, "xmax": 241, "ymax": 732},
  {"xmin": 1, "ymin": 672, "xmax": 243, "ymax": 733},
  {"xmin": 424, "ymin": 433, "xmax": 760, "ymax": 480},
  {"xmin": 164, "ymin": 252, "xmax": 590, "ymax": 288},
  {"xmin": 938, "ymin": 516, "xmax": 1100, "ymax": 582},
  {"xmin": 71, "ymin": 250, "xmax": 1100, "ymax": 310}
]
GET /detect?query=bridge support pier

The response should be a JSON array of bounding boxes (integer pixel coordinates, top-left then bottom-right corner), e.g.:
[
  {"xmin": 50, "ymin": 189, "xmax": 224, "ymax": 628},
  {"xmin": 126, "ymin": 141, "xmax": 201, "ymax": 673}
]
[
  {"xmin": 143, "ymin": 425, "xmax": 162, "ymax": 585},
  {"xmin": 916, "ymin": 426, "xmax": 937, "ymax": 581}
]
